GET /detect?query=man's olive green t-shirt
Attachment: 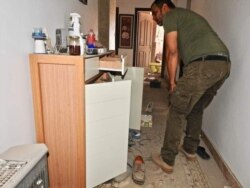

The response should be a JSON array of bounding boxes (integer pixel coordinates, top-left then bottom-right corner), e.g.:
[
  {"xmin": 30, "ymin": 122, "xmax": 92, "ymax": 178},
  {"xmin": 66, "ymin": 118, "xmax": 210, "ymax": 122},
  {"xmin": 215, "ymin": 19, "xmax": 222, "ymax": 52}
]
[{"xmin": 163, "ymin": 8, "xmax": 229, "ymax": 65}]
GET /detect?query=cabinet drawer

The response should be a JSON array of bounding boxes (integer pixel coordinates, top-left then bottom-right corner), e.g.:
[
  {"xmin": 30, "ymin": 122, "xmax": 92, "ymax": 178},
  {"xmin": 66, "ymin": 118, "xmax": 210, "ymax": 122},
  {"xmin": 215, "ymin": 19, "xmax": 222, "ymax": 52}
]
[
  {"xmin": 99, "ymin": 55, "xmax": 128, "ymax": 75},
  {"xmin": 85, "ymin": 57, "xmax": 100, "ymax": 81},
  {"xmin": 85, "ymin": 80, "xmax": 131, "ymax": 188}
]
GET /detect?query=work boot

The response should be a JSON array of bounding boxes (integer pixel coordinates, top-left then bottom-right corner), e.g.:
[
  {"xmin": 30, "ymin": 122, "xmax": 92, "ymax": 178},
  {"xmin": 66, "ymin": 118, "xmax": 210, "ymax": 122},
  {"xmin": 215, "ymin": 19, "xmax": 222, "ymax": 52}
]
[
  {"xmin": 151, "ymin": 153, "xmax": 173, "ymax": 173},
  {"xmin": 180, "ymin": 146, "xmax": 196, "ymax": 161}
]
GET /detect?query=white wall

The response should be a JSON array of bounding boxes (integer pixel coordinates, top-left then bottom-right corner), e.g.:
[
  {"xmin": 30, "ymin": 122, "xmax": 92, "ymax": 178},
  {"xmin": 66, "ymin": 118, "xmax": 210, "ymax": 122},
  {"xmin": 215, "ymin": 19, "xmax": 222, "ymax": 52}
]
[
  {"xmin": 191, "ymin": 0, "xmax": 250, "ymax": 187},
  {"xmin": 0, "ymin": 0, "xmax": 98, "ymax": 153},
  {"xmin": 174, "ymin": 0, "xmax": 187, "ymax": 8}
]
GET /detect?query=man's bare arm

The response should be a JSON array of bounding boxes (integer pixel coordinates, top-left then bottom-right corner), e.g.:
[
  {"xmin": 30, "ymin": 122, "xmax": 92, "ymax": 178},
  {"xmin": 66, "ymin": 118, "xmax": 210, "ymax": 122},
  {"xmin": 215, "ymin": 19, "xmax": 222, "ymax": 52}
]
[{"xmin": 165, "ymin": 31, "xmax": 178, "ymax": 92}]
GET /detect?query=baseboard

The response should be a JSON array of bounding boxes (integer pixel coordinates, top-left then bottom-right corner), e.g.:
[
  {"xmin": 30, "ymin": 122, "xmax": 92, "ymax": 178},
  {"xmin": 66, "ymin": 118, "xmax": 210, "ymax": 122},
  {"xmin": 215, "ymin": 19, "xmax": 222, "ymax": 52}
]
[{"xmin": 201, "ymin": 131, "xmax": 242, "ymax": 188}]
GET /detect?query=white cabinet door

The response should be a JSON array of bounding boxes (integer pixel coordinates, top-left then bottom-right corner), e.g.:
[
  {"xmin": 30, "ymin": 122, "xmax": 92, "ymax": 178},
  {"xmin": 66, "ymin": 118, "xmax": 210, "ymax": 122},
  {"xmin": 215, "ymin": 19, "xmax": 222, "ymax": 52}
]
[
  {"xmin": 115, "ymin": 67, "xmax": 144, "ymax": 130},
  {"xmin": 85, "ymin": 80, "xmax": 131, "ymax": 188}
]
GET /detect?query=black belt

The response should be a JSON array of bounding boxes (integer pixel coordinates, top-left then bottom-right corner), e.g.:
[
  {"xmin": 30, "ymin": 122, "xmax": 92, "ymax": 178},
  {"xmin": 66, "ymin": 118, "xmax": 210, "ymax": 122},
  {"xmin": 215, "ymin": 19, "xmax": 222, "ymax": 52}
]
[{"xmin": 191, "ymin": 55, "xmax": 230, "ymax": 63}]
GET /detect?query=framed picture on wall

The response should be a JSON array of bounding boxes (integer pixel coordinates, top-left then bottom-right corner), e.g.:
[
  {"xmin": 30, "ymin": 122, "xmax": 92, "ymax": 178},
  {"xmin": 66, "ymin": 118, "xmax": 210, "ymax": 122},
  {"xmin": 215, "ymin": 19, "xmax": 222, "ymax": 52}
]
[
  {"xmin": 119, "ymin": 14, "xmax": 134, "ymax": 49},
  {"xmin": 79, "ymin": 0, "xmax": 87, "ymax": 5}
]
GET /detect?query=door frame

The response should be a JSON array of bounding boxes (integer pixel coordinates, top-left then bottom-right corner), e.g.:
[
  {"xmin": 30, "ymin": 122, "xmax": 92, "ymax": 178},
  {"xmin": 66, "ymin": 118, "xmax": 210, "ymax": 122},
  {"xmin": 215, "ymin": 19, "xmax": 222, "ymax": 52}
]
[
  {"xmin": 115, "ymin": 7, "xmax": 119, "ymax": 54},
  {"xmin": 133, "ymin": 8, "xmax": 165, "ymax": 77}
]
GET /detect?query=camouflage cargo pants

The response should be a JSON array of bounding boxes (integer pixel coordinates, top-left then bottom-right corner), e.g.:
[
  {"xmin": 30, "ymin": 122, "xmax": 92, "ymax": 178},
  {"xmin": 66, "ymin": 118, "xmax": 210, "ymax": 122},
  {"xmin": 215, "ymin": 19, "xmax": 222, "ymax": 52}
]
[{"xmin": 161, "ymin": 60, "xmax": 231, "ymax": 166}]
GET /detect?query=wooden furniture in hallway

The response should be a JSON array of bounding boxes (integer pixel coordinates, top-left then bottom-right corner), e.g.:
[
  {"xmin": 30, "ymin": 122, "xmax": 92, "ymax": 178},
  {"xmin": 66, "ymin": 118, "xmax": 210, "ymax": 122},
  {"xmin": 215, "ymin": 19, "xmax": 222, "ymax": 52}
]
[{"xmin": 29, "ymin": 53, "xmax": 143, "ymax": 188}]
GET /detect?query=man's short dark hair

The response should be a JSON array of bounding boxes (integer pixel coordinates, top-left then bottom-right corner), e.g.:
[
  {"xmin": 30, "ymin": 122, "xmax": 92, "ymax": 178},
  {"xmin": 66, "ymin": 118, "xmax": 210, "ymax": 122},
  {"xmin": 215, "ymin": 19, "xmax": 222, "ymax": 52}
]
[{"xmin": 151, "ymin": 0, "xmax": 176, "ymax": 9}]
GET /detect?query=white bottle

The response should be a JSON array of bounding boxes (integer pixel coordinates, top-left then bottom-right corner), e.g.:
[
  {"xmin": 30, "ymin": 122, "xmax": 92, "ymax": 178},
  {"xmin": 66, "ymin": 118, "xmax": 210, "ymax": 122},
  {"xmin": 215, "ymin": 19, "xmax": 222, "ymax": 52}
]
[{"xmin": 34, "ymin": 39, "xmax": 46, "ymax": 53}]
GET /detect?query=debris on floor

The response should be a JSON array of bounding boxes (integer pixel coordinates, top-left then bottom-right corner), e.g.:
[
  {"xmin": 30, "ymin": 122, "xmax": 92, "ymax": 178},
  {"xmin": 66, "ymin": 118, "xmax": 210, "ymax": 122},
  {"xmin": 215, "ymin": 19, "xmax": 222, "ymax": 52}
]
[
  {"xmin": 129, "ymin": 129, "xmax": 141, "ymax": 140},
  {"xmin": 145, "ymin": 102, "xmax": 154, "ymax": 113},
  {"xmin": 128, "ymin": 129, "xmax": 141, "ymax": 147},
  {"xmin": 141, "ymin": 114, "xmax": 153, "ymax": 127},
  {"xmin": 114, "ymin": 166, "xmax": 132, "ymax": 183}
]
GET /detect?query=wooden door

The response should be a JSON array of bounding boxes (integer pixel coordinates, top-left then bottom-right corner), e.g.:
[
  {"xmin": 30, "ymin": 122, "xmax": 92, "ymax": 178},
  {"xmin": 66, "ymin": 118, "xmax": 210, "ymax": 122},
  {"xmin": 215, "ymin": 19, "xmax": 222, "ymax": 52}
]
[{"xmin": 136, "ymin": 12, "xmax": 154, "ymax": 69}]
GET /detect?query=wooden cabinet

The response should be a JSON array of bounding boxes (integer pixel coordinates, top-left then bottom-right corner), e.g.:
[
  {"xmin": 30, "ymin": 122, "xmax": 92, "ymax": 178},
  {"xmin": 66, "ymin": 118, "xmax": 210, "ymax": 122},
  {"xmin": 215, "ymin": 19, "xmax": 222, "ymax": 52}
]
[
  {"xmin": 29, "ymin": 54, "xmax": 85, "ymax": 188},
  {"xmin": 29, "ymin": 54, "xmax": 143, "ymax": 188}
]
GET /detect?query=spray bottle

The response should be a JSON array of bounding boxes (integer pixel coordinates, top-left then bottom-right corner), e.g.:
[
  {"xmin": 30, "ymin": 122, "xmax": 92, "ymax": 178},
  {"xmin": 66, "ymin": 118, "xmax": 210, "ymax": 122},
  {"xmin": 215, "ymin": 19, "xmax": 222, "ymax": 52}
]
[{"xmin": 68, "ymin": 13, "xmax": 84, "ymax": 55}]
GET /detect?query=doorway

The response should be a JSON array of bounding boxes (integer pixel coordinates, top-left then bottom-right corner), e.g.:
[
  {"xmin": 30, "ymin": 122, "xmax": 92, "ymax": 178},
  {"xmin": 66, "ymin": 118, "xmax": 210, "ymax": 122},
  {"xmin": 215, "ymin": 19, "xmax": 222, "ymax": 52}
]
[{"xmin": 133, "ymin": 8, "xmax": 165, "ymax": 78}]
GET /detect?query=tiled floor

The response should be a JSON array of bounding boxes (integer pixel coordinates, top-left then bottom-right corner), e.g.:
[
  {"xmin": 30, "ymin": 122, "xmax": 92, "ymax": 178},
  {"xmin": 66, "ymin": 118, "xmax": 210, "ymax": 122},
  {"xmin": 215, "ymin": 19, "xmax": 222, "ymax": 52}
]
[{"xmin": 97, "ymin": 78, "xmax": 231, "ymax": 188}]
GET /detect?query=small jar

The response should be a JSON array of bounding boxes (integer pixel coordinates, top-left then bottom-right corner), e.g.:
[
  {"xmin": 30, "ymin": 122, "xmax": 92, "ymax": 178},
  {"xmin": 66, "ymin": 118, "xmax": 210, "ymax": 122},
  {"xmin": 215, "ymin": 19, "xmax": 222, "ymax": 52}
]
[{"xmin": 69, "ymin": 36, "xmax": 80, "ymax": 55}]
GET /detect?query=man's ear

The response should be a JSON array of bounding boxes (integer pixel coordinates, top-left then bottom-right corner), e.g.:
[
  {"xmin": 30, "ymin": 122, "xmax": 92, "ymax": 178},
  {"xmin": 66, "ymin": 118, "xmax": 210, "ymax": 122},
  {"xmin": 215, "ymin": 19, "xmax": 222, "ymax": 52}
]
[{"xmin": 162, "ymin": 3, "xmax": 170, "ymax": 13}]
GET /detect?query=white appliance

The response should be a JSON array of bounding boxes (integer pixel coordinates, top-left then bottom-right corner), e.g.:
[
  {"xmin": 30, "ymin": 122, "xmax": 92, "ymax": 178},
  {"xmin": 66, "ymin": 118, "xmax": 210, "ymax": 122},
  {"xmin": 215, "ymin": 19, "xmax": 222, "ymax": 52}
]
[{"xmin": 0, "ymin": 144, "xmax": 49, "ymax": 188}]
